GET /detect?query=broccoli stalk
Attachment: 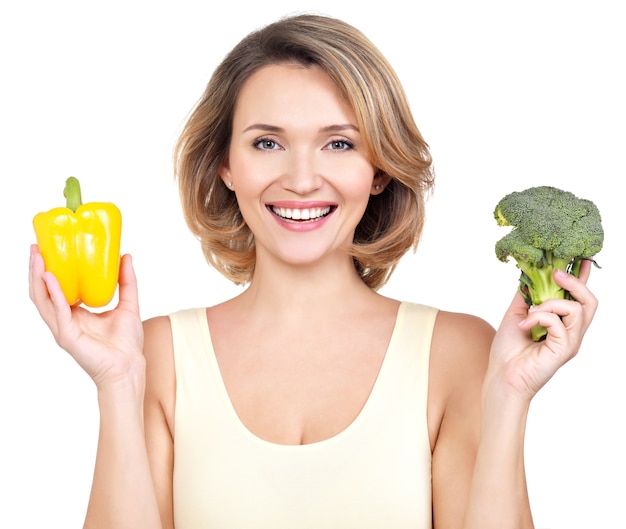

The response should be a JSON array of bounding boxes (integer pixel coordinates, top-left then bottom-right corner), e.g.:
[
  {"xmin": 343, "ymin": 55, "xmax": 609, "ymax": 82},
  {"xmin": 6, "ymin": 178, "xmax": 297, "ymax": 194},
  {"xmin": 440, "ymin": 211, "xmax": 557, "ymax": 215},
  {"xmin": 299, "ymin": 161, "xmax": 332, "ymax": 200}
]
[
  {"xmin": 517, "ymin": 252, "xmax": 572, "ymax": 303},
  {"xmin": 494, "ymin": 186, "xmax": 603, "ymax": 341}
]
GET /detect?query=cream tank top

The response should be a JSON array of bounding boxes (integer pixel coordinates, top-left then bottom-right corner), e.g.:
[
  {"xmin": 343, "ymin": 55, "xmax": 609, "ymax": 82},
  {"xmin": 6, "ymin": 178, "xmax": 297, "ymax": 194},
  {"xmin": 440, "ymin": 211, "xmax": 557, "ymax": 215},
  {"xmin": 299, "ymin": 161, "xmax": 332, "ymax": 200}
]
[{"xmin": 170, "ymin": 301, "xmax": 438, "ymax": 529}]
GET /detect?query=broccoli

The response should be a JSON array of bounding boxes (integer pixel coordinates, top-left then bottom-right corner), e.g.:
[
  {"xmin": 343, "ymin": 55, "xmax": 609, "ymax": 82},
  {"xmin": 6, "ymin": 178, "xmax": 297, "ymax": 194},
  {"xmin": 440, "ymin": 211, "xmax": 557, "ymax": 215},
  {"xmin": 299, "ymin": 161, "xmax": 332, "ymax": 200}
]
[{"xmin": 494, "ymin": 185, "xmax": 603, "ymax": 341}]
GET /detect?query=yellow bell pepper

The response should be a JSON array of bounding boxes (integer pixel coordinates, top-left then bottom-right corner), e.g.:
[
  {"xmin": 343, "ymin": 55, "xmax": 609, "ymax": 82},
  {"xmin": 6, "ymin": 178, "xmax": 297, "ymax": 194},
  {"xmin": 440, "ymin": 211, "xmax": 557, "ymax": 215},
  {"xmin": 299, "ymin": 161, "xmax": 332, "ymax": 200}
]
[{"xmin": 32, "ymin": 176, "xmax": 122, "ymax": 308}]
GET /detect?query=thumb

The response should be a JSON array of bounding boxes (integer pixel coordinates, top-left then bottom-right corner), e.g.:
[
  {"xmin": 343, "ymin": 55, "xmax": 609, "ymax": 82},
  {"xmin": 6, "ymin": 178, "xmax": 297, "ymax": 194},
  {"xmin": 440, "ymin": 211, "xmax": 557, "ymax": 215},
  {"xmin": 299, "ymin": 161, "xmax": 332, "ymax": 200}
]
[
  {"xmin": 501, "ymin": 290, "xmax": 530, "ymax": 324},
  {"xmin": 117, "ymin": 254, "xmax": 140, "ymax": 313}
]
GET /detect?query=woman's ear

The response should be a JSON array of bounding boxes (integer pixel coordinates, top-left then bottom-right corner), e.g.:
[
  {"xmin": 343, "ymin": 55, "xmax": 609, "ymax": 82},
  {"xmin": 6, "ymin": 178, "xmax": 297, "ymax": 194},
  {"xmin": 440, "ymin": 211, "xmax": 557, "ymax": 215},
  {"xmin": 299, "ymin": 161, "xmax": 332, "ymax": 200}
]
[
  {"xmin": 371, "ymin": 171, "xmax": 392, "ymax": 195},
  {"xmin": 219, "ymin": 160, "xmax": 234, "ymax": 190}
]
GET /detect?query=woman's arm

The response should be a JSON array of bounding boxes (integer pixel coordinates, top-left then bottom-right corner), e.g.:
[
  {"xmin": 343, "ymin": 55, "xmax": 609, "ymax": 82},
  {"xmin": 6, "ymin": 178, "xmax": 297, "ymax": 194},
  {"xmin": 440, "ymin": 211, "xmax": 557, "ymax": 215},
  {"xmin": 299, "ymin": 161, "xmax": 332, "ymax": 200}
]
[
  {"xmin": 84, "ymin": 375, "xmax": 163, "ymax": 529},
  {"xmin": 29, "ymin": 246, "xmax": 163, "ymax": 529},
  {"xmin": 143, "ymin": 316, "xmax": 177, "ymax": 529},
  {"xmin": 431, "ymin": 260, "xmax": 597, "ymax": 529},
  {"xmin": 430, "ymin": 311, "xmax": 521, "ymax": 528}
]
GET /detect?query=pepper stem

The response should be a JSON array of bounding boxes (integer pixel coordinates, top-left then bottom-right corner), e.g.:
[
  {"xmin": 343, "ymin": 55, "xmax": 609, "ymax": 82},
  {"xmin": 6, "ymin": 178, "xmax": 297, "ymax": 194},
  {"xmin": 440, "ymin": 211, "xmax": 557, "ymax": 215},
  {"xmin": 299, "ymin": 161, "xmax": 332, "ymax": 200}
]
[{"xmin": 64, "ymin": 176, "xmax": 82, "ymax": 212}]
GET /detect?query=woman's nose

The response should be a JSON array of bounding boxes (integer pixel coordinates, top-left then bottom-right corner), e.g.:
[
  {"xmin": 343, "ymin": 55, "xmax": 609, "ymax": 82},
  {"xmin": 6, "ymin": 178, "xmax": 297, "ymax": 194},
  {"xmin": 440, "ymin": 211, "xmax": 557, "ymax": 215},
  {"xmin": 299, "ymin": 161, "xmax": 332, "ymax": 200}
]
[{"xmin": 279, "ymin": 150, "xmax": 323, "ymax": 195}]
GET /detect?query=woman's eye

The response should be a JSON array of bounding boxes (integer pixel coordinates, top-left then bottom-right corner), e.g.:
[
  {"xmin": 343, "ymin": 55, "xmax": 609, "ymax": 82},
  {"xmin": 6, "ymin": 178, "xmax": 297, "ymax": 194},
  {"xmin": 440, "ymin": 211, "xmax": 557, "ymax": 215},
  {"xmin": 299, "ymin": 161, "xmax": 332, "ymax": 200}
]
[
  {"xmin": 327, "ymin": 139, "xmax": 354, "ymax": 151},
  {"xmin": 253, "ymin": 138, "xmax": 280, "ymax": 150}
]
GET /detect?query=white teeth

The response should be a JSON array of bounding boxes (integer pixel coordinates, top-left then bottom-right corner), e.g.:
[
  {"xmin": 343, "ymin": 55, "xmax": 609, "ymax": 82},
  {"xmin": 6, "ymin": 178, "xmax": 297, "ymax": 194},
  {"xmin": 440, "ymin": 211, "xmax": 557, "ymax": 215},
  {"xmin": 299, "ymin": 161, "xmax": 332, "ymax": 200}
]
[{"xmin": 272, "ymin": 206, "xmax": 331, "ymax": 221}]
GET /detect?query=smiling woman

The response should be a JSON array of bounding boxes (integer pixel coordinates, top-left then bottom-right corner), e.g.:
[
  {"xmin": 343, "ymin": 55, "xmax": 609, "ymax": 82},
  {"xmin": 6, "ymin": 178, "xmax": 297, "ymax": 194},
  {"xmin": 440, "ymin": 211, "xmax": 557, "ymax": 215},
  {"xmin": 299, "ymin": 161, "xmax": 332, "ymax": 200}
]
[
  {"xmin": 28, "ymin": 12, "xmax": 601, "ymax": 529},
  {"xmin": 174, "ymin": 17, "xmax": 434, "ymax": 290}
]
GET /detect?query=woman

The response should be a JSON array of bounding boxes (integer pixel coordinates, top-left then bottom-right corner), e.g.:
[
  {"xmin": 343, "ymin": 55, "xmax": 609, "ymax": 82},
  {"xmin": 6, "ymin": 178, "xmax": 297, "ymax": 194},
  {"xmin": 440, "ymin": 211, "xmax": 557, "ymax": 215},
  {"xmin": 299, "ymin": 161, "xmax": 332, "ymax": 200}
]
[{"xmin": 29, "ymin": 13, "xmax": 597, "ymax": 529}]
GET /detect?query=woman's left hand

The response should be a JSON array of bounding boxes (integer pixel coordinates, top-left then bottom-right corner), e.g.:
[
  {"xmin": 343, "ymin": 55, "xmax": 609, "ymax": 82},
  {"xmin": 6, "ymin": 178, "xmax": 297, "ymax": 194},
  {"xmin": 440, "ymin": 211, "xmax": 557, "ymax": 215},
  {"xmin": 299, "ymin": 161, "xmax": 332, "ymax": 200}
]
[{"xmin": 488, "ymin": 259, "xmax": 598, "ymax": 402}]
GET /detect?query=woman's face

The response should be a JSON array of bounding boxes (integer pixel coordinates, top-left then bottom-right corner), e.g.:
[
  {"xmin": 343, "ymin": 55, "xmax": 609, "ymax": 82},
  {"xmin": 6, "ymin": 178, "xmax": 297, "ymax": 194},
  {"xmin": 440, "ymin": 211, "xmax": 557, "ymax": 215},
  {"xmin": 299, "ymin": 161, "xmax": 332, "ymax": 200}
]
[{"xmin": 221, "ymin": 63, "xmax": 384, "ymax": 268}]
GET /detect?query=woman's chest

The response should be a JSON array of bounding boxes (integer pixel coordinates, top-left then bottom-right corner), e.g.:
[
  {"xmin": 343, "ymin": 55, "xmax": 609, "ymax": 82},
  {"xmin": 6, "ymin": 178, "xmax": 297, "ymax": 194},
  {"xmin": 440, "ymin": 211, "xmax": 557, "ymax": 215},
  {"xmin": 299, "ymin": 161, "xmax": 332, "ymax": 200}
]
[{"xmin": 211, "ymin": 323, "xmax": 393, "ymax": 445}]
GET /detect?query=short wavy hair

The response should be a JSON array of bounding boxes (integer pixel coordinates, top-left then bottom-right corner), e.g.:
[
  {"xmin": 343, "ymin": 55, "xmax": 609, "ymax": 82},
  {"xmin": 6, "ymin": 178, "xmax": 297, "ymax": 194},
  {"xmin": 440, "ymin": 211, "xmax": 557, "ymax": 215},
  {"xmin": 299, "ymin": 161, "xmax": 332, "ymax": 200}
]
[{"xmin": 174, "ymin": 13, "xmax": 435, "ymax": 290}]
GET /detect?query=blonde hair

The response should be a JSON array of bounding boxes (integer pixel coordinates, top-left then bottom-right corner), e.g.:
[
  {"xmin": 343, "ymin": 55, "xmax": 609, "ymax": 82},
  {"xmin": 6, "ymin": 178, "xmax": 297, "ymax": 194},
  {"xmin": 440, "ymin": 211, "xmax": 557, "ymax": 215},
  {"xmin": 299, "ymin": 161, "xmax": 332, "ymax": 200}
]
[{"xmin": 174, "ymin": 13, "xmax": 435, "ymax": 290}]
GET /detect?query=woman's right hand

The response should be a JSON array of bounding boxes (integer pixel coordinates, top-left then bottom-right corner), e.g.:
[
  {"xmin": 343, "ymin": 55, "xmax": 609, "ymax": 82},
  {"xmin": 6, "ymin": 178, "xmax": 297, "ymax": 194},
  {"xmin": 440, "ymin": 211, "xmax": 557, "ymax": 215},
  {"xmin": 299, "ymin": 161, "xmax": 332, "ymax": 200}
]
[{"xmin": 29, "ymin": 244, "xmax": 145, "ymax": 394}]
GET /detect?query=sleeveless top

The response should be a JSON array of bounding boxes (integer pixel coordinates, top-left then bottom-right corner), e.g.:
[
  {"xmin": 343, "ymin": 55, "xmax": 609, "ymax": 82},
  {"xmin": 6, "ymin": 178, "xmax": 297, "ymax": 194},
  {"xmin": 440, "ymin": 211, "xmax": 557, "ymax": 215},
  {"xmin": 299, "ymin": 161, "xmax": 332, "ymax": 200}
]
[{"xmin": 170, "ymin": 301, "xmax": 438, "ymax": 529}]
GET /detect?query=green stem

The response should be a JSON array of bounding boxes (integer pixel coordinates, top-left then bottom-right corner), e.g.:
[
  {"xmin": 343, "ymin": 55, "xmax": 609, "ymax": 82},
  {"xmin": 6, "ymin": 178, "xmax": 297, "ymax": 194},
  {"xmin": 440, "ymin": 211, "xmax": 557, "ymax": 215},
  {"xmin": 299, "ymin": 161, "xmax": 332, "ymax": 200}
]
[{"xmin": 64, "ymin": 176, "xmax": 82, "ymax": 212}]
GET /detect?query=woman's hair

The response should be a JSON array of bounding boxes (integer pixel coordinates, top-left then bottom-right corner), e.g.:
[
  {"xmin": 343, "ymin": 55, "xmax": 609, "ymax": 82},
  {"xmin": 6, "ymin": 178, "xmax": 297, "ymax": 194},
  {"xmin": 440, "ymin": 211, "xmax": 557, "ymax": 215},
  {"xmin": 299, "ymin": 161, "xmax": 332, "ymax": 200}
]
[{"xmin": 174, "ymin": 13, "xmax": 435, "ymax": 290}]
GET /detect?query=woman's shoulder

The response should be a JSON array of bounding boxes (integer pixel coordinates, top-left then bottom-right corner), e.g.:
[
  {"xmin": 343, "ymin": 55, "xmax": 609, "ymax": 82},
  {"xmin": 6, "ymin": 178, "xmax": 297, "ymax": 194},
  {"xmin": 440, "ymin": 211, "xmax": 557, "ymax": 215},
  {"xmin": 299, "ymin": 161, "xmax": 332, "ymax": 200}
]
[
  {"xmin": 434, "ymin": 309, "xmax": 495, "ymax": 341},
  {"xmin": 431, "ymin": 309, "xmax": 495, "ymax": 368},
  {"xmin": 142, "ymin": 314, "xmax": 176, "ymax": 374},
  {"xmin": 142, "ymin": 313, "xmax": 174, "ymax": 354},
  {"xmin": 398, "ymin": 301, "xmax": 494, "ymax": 344},
  {"xmin": 429, "ymin": 309, "xmax": 494, "ymax": 402},
  {"xmin": 142, "ymin": 306, "xmax": 207, "ymax": 333},
  {"xmin": 142, "ymin": 305, "xmax": 216, "ymax": 360}
]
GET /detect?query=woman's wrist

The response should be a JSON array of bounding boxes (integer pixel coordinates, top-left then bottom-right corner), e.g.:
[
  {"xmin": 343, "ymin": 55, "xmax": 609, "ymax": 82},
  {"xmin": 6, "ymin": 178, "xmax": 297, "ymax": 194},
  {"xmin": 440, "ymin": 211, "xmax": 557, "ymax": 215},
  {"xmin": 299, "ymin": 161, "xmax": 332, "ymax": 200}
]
[
  {"xmin": 481, "ymin": 368, "xmax": 532, "ymax": 426},
  {"xmin": 95, "ymin": 357, "xmax": 147, "ymax": 411}
]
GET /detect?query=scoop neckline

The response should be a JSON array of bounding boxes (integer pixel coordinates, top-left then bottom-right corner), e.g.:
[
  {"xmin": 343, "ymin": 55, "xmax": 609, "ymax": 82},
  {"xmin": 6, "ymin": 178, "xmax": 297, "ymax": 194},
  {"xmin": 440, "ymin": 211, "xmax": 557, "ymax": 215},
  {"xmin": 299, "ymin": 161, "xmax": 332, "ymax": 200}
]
[{"xmin": 195, "ymin": 301, "xmax": 407, "ymax": 450}]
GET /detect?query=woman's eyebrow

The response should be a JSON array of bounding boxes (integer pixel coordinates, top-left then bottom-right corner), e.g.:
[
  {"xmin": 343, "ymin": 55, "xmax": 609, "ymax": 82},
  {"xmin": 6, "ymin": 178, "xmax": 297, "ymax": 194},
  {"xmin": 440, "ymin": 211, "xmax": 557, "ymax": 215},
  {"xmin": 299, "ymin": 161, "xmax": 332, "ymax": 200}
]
[
  {"xmin": 242, "ymin": 123, "xmax": 360, "ymax": 134},
  {"xmin": 242, "ymin": 123, "xmax": 283, "ymax": 133},
  {"xmin": 319, "ymin": 124, "xmax": 359, "ymax": 133}
]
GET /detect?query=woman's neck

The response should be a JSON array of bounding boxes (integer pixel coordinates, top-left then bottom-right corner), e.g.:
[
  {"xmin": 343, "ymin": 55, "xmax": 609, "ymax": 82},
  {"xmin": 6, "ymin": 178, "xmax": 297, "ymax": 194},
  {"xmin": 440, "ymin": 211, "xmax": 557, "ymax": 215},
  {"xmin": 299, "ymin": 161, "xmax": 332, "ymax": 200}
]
[{"xmin": 231, "ymin": 253, "xmax": 382, "ymax": 320}]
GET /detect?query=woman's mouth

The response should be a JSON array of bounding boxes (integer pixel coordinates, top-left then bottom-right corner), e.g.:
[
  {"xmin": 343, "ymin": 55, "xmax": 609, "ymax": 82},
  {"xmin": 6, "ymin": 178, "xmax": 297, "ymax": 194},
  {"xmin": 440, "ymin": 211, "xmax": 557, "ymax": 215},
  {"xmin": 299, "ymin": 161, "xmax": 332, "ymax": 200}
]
[{"xmin": 269, "ymin": 205, "xmax": 334, "ymax": 222}]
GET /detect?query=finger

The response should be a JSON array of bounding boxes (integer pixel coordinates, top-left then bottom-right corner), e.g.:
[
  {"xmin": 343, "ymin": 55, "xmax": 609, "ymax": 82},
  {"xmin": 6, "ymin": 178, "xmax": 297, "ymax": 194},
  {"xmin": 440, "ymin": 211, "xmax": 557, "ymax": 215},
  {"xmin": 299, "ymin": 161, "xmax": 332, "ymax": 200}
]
[
  {"xmin": 497, "ymin": 290, "xmax": 532, "ymax": 335},
  {"xmin": 41, "ymin": 268, "xmax": 76, "ymax": 345},
  {"xmin": 500, "ymin": 290, "xmax": 529, "ymax": 320},
  {"xmin": 520, "ymin": 309, "xmax": 564, "ymax": 337},
  {"xmin": 524, "ymin": 295, "xmax": 590, "ymax": 352},
  {"xmin": 576, "ymin": 258, "xmax": 593, "ymax": 283},
  {"xmin": 29, "ymin": 243, "xmax": 76, "ymax": 346},
  {"xmin": 116, "ymin": 254, "xmax": 140, "ymax": 314},
  {"xmin": 553, "ymin": 268, "xmax": 598, "ymax": 322},
  {"xmin": 42, "ymin": 270, "xmax": 71, "ymax": 313},
  {"xmin": 525, "ymin": 298, "xmax": 582, "ymax": 329},
  {"xmin": 519, "ymin": 309, "xmax": 575, "ymax": 356},
  {"xmin": 29, "ymin": 245, "xmax": 58, "ymax": 330},
  {"xmin": 29, "ymin": 244, "xmax": 43, "ymax": 302}
]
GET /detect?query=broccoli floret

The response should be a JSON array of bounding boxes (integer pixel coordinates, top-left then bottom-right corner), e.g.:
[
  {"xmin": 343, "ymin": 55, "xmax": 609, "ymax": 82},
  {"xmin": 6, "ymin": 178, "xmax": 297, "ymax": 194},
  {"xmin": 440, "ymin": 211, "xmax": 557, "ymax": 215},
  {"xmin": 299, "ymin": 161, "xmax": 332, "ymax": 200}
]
[{"xmin": 494, "ymin": 185, "xmax": 603, "ymax": 341}]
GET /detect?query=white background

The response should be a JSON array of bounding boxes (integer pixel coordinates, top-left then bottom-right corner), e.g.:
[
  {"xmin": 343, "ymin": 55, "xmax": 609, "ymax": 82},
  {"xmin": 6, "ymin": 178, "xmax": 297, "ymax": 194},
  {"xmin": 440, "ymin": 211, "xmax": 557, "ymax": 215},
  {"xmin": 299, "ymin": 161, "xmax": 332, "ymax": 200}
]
[{"xmin": 1, "ymin": 1, "xmax": 624, "ymax": 527}]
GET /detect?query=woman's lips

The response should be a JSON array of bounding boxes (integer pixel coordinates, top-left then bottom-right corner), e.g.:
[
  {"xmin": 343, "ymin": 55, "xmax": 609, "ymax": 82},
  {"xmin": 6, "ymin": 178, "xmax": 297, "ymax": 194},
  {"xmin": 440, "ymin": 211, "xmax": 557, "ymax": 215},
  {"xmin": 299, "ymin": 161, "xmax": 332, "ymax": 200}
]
[
  {"xmin": 269, "ymin": 205, "xmax": 332, "ymax": 222},
  {"xmin": 266, "ymin": 202, "xmax": 337, "ymax": 231}
]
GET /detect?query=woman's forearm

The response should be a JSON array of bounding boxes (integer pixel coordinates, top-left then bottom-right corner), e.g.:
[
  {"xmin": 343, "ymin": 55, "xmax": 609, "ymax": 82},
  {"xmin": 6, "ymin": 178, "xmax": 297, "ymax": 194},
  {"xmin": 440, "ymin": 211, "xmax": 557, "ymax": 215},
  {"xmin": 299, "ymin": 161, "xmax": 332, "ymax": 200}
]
[
  {"xmin": 463, "ymin": 387, "xmax": 535, "ymax": 529},
  {"xmin": 83, "ymin": 382, "xmax": 162, "ymax": 529}
]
